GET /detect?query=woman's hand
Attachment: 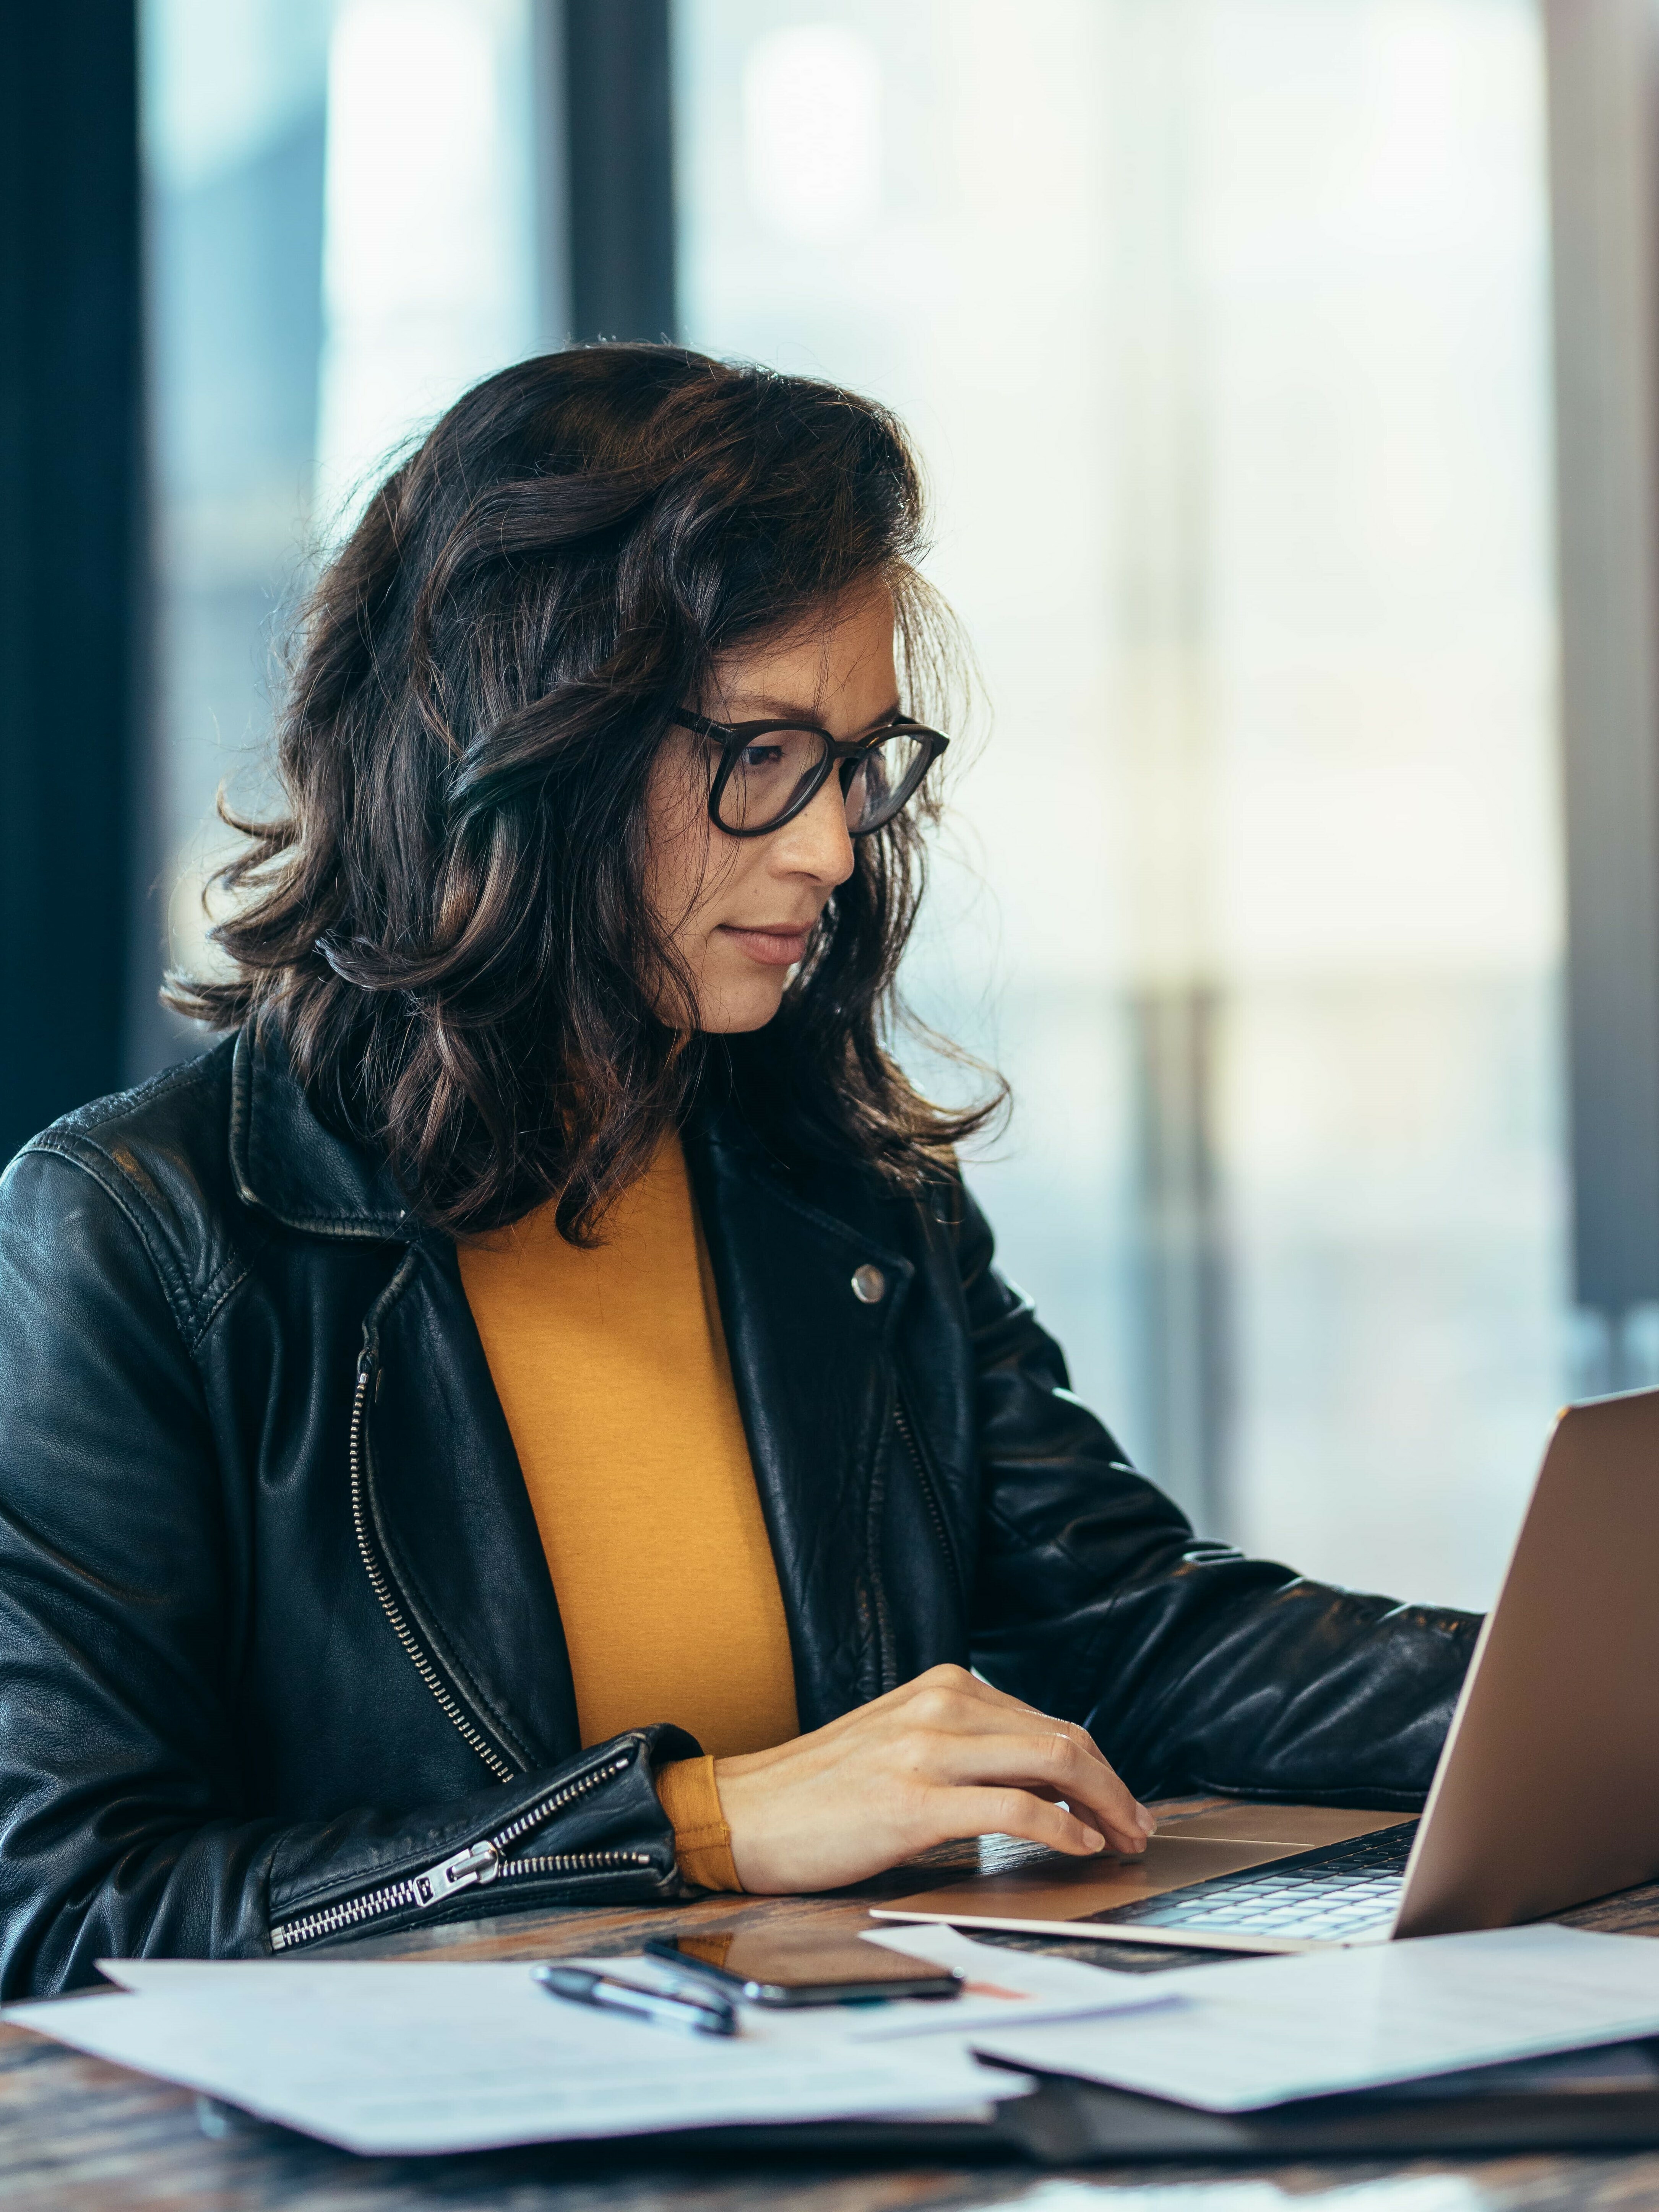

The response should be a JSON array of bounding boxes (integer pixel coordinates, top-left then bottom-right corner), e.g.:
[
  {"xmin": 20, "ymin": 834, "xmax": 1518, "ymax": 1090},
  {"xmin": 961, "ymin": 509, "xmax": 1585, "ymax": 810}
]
[{"xmin": 712, "ymin": 1663, "xmax": 1156, "ymax": 1894}]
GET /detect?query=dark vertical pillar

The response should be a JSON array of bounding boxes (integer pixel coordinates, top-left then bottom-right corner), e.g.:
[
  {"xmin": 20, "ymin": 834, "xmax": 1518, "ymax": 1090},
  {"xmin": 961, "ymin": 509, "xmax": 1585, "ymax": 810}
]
[
  {"xmin": 562, "ymin": 0, "xmax": 677, "ymax": 344},
  {"xmin": 1543, "ymin": 0, "xmax": 1659, "ymax": 1381},
  {"xmin": 0, "ymin": 3, "xmax": 143, "ymax": 1162},
  {"xmin": 531, "ymin": 0, "xmax": 573, "ymax": 347}
]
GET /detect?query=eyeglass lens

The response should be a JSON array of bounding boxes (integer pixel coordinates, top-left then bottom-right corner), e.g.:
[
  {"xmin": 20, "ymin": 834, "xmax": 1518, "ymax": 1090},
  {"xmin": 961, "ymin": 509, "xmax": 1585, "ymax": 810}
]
[{"xmin": 717, "ymin": 728, "xmax": 933, "ymax": 835}]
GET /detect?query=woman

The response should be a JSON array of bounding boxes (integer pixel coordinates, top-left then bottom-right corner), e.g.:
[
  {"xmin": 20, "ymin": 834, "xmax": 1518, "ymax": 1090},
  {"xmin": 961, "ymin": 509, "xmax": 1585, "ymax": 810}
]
[{"xmin": 0, "ymin": 347, "xmax": 1477, "ymax": 1995}]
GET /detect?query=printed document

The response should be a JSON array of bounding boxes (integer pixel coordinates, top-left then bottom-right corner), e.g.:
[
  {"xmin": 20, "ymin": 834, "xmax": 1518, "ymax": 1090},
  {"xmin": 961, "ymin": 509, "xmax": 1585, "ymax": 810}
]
[
  {"xmin": 4, "ymin": 1953, "xmax": 1135, "ymax": 2155},
  {"xmin": 972, "ymin": 1923, "xmax": 1659, "ymax": 2111}
]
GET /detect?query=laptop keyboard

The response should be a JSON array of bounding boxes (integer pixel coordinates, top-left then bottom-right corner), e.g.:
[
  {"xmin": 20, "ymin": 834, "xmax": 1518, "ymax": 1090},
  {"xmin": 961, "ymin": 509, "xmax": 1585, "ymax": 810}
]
[{"xmin": 1089, "ymin": 1819, "xmax": 1420, "ymax": 1943}]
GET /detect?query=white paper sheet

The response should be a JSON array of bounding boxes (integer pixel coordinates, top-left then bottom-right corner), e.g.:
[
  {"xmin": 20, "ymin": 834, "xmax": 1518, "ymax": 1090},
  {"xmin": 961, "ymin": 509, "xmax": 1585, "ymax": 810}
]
[
  {"xmin": 5, "ymin": 1960, "xmax": 1031, "ymax": 2155},
  {"xmin": 974, "ymin": 1923, "xmax": 1659, "ymax": 2112}
]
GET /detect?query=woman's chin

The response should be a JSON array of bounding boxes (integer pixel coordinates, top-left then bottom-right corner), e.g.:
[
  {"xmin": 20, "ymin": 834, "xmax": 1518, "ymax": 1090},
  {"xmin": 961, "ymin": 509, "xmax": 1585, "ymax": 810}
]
[{"xmin": 695, "ymin": 977, "xmax": 791, "ymax": 1035}]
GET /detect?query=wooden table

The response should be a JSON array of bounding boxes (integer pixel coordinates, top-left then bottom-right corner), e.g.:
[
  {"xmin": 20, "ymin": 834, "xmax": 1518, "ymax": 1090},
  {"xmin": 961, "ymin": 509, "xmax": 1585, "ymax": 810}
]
[{"xmin": 8, "ymin": 1815, "xmax": 1659, "ymax": 2211}]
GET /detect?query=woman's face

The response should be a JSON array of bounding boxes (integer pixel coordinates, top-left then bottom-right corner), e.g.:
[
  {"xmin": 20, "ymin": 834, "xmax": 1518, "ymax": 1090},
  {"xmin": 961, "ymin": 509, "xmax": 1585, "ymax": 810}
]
[{"xmin": 645, "ymin": 586, "xmax": 899, "ymax": 1034}]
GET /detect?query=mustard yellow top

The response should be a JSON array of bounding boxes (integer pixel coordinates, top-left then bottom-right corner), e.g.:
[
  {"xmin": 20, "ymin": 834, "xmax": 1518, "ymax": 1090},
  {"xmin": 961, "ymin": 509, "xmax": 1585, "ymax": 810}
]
[{"xmin": 456, "ymin": 1132, "xmax": 799, "ymax": 1890}]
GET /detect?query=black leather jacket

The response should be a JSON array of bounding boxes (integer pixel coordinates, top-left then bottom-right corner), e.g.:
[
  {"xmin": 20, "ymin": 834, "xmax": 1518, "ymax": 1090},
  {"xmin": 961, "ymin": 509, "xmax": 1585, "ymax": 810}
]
[{"xmin": 0, "ymin": 1031, "xmax": 1479, "ymax": 1995}]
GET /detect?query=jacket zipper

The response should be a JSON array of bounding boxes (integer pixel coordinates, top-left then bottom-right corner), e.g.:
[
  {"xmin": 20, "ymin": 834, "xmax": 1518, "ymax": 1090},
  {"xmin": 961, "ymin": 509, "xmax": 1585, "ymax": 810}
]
[
  {"xmin": 269, "ymin": 1749, "xmax": 649, "ymax": 1952},
  {"xmin": 893, "ymin": 1383, "xmax": 963, "ymax": 1598},
  {"xmin": 349, "ymin": 1348, "xmax": 516, "ymax": 1785}
]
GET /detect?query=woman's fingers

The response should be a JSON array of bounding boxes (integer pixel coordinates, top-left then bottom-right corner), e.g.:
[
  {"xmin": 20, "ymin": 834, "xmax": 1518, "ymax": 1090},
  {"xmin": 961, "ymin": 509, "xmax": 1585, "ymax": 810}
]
[
  {"xmin": 932, "ymin": 1783, "xmax": 1115, "ymax": 1858},
  {"xmin": 925, "ymin": 1727, "xmax": 1150, "ymax": 1852},
  {"xmin": 889, "ymin": 1670, "xmax": 1154, "ymax": 1842}
]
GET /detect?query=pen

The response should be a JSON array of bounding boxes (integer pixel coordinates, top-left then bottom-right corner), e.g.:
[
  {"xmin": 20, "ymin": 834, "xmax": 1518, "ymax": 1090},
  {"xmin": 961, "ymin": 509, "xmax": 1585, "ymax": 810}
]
[{"xmin": 532, "ymin": 1963, "xmax": 738, "ymax": 2037}]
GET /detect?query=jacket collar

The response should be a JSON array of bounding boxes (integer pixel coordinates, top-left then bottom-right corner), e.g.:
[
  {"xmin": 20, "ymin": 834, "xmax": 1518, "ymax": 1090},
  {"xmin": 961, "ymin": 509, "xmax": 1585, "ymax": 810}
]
[
  {"xmin": 229, "ymin": 1028, "xmax": 417, "ymax": 1241},
  {"xmin": 227, "ymin": 1021, "xmax": 911, "ymax": 1268}
]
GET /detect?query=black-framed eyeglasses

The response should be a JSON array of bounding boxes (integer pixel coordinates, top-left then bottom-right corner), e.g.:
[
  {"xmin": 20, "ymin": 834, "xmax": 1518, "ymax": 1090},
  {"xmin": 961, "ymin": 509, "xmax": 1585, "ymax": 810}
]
[{"xmin": 673, "ymin": 710, "xmax": 950, "ymax": 839}]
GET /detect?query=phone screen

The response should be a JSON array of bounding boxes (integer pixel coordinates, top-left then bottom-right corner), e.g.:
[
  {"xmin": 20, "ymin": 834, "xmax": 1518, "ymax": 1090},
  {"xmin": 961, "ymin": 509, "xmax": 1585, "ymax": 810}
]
[{"xmin": 644, "ymin": 1930, "xmax": 963, "ymax": 2006}]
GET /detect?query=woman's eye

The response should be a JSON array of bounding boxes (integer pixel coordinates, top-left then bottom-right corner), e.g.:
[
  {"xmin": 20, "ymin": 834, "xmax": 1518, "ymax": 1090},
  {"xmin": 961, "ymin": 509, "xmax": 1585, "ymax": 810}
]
[{"xmin": 741, "ymin": 744, "xmax": 785, "ymax": 769}]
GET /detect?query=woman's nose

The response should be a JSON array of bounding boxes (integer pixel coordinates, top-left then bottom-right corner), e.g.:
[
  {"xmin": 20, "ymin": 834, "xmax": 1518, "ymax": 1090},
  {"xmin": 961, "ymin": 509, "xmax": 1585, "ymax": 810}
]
[{"xmin": 772, "ymin": 771, "xmax": 856, "ymax": 885}]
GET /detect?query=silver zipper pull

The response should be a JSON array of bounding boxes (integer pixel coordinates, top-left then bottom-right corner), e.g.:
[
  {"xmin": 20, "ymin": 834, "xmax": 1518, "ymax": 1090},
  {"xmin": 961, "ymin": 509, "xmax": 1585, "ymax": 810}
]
[{"xmin": 430, "ymin": 1839, "xmax": 501, "ymax": 1896}]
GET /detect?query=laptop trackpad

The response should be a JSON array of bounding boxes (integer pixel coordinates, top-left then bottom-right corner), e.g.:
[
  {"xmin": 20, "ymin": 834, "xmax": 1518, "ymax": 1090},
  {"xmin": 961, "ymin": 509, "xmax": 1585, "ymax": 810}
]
[{"xmin": 881, "ymin": 1834, "xmax": 1300, "ymax": 1923}]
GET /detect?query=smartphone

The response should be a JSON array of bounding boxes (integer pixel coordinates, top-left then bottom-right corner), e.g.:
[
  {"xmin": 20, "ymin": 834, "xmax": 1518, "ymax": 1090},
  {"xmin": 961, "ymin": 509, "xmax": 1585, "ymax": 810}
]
[{"xmin": 643, "ymin": 1930, "xmax": 963, "ymax": 2007}]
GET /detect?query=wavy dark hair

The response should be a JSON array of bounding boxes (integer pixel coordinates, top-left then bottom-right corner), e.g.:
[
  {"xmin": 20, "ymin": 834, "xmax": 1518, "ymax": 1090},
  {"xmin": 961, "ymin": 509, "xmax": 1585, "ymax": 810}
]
[{"xmin": 167, "ymin": 344, "xmax": 1000, "ymax": 1239}]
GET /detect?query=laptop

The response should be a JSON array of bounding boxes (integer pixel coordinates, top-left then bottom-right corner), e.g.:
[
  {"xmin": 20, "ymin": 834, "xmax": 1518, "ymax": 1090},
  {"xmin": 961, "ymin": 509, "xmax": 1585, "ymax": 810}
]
[{"xmin": 873, "ymin": 1386, "xmax": 1659, "ymax": 1954}]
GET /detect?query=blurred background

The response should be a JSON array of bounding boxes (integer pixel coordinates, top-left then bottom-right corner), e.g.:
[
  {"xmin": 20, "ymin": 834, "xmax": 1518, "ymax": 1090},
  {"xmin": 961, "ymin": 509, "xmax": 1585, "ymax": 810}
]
[{"xmin": 6, "ymin": 0, "xmax": 1658, "ymax": 1613}]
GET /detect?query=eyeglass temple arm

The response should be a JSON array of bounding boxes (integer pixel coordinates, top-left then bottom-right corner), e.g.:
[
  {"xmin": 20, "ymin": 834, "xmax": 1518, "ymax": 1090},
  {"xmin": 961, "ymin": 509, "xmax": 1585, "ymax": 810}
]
[{"xmin": 672, "ymin": 710, "xmax": 945, "ymax": 752}]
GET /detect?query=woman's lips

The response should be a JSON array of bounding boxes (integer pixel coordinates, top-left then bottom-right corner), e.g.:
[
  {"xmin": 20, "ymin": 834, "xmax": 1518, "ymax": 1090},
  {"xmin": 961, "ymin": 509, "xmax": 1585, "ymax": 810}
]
[{"xmin": 717, "ymin": 924, "xmax": 812, "ymax": 967}]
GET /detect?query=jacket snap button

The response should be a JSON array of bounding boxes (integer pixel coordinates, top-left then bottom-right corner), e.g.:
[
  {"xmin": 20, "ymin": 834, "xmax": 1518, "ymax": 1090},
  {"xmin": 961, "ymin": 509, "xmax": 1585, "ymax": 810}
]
[{"xmin": 851, "ymin": 1264, "xmax": 886, "ymax": 1305}]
